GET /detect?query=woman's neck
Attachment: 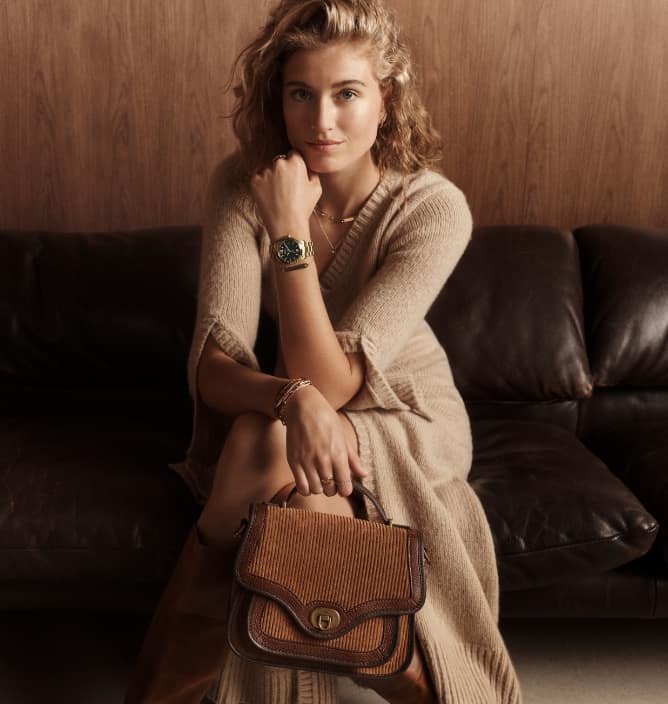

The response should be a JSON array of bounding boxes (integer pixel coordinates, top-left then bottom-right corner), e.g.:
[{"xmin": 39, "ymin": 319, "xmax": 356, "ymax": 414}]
[{"xmin": 316, "ymin": 155, "xmax": 381, "ymax": 219}]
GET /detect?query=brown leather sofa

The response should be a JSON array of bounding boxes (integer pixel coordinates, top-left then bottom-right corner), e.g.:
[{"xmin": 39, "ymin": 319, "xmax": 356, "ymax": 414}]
[{"xmin": 1, "ymin": 223, "xmax": 666, "ymax": 618}]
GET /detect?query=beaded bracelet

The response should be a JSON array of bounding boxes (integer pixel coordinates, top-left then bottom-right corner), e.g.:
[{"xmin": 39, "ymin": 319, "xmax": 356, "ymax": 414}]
[{"xmin": 273, "ymin": 377, "xmax": 312, "ymax": 425}]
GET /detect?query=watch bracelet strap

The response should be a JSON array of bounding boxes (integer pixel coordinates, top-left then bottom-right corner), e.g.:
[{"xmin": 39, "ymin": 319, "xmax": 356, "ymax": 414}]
[{"xmin": 302, "ymin": 240, "xmax": 315, "ymax": 257}]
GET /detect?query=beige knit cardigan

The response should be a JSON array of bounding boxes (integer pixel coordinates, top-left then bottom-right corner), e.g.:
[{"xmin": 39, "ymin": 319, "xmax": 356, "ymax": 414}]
[{"xmin": 168, "ymin": 153, "xmax": 522, "ymax": 704}]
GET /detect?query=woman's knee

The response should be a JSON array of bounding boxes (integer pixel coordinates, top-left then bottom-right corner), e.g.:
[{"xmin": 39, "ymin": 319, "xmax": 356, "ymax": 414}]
[
  {"xmin": 208, "ymin": 412, "xmax": 292, "ymax": 503},
  {"xmin": 221, "ymin": 411, "xmax": 284, "ymax": 468}
]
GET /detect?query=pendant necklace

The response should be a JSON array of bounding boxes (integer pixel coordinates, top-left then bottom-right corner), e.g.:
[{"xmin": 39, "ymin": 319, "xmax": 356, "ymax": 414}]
[
  {"xmin": 313, "ymin": 210, "xmax": 340, "ymax": 255},
  {"xmin": 313, "ymin": 201, "xmax": 363, "ymax": 255}
]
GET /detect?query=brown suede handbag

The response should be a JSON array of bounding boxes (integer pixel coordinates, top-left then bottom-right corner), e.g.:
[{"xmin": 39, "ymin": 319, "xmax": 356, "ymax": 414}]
[{"xmin": 227, "ymin": 480, "xmax": 426, "ymax": 678}]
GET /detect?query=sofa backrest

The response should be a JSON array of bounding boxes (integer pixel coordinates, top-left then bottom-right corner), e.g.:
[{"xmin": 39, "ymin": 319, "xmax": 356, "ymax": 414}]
[
  {"xmin": 0, "ymin": 227, "xmax": 199, "ymax": 398},
  {"xmin": 427, "ymin": 225, "xmax": 593, "ymax": 433},
  {"xmin": 574, "ymin": 225, "xmax": 668, "ymax": 474},
  {"xmin": 3, "ymin": 223, "xmax": 666, "ymax": 441},
  {"xmin": 429, "ymin": 224, "xmax": 668, "ymax": 443},
  {"xmin": 575, "ymin": 225, "xmax": 668, "ymax": 388}
]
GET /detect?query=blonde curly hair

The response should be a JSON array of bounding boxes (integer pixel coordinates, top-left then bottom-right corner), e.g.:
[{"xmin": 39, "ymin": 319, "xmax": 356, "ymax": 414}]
[{"xmin": 228, "ymin": 0, "xmax": 443, "ymax": 178}]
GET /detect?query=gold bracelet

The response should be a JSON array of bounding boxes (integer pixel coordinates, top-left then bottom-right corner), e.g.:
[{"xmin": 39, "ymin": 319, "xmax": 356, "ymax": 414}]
[
  {"xmin": 274, "ymin": 378, "xmax": 312, "ymax": 425},
  {"xmin": 273, "ymin": 379, "xmax": 301, "ymax": 416},
  {"xmin": 279, "ymin": 381, "xmax": 312, "ymax": 425},
  {"xmin": 275, "ymin": 379, "xmax": 311, "ymax": 421},
  {"xmin": 274, "ymin": 378, "xmax": 309, "ymax": 419}
]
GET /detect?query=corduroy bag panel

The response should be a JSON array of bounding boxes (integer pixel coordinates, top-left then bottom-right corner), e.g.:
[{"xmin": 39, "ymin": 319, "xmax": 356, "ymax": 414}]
[
  {"xmin": 228, "ymin": 486, "xmax": 426, "ymax": 677},
  {"xmin": 239, "ymin": 505, "xmax": 423, "ymax": 628}
]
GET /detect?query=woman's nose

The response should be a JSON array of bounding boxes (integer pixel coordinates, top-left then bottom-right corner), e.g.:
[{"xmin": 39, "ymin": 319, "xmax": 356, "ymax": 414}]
[{"xmin": 311, "ymin": 98, "xmax": 335, "ymax": 132}]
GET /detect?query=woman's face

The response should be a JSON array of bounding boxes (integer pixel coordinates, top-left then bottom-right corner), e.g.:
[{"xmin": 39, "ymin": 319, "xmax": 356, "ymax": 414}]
[{"xmin": 281, "ymin": 42, "xmax": 386, "ymax": 176}]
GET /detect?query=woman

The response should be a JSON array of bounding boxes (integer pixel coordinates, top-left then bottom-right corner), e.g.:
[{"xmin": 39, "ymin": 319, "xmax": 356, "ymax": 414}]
[{"xmin": 125, "ymin": 1, "xmax": 522, "ymax": 703}]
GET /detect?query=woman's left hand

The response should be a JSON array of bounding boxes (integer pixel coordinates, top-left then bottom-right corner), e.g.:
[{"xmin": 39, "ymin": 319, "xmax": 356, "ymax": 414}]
[
  {"xmin": 250, "ymin": 150, "xmax": 322, "ymax": 240},
  {"xmin": 281, "ymin": 384, "xmax": 368, "ymax": 498}
]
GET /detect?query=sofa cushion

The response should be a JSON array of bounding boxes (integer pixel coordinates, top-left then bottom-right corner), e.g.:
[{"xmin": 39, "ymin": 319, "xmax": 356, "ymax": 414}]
[
  {"xmin": 0, "ymin": 392, "xmax": 198, "ymax": 591},
  {"xmin": 468, "ymin": 419, "xmax": 659, "ymax": 591},
  {"xmin": 427, "ymin": 226, "xmax": 592, "ymax": 402},
  {"xmin": 584, "ymin": 421, "xmax": 668, "ymax": 568},
  {"xmin": 575, "ymin": 225, "xmax": 668, "ymax": 387},
  {"xmin": 0, "ymin": 227, "xmax": 199, "ymax": 388}
]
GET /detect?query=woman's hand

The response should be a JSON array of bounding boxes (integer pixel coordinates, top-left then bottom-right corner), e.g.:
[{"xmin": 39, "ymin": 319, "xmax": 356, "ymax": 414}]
[
  {"xmin": 250, "ymin": 150, "xmax": 322, "ymax": 240},
  {"xmin": 282, "ymin": 384, "xmax": 368, "ymax": 497}
]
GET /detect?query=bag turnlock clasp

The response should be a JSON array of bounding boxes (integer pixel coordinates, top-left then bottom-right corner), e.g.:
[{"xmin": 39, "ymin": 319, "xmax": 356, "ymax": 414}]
[{"xmin": 309, "ymin": 607, "xmax": 341, "ymax": 631}]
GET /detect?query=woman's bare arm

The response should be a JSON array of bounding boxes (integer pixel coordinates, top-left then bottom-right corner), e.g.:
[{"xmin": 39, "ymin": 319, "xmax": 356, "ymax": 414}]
[
  {"xmin": 270, "ymin": 231, "xmax": 365, "ymax": 408},
  {"xmin": 249, "ymin": 153, "xmax": 366, "ymax": 410},
  {"xmin": 197, "ymin": 336, "xmax": 367, "ymax": 496},
  {"xmin": 197, "ymin": 334, "xmax": 288, "ymax": 419},
  {"xmin": 198, "ymin": 331, "xmax": 364, "ymax": 418}
]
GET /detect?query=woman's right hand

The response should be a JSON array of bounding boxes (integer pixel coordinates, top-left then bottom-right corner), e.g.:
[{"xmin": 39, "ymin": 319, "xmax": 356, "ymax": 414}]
[
  {"xmin": 281, "ymin": 384, "xmax": 368, "ymax": 497},
  {"xmin": 250, "ymin": 150, "xmax": 321, "ymax": 242}
]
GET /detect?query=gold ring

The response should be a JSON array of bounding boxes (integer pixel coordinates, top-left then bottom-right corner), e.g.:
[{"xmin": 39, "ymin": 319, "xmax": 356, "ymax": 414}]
[
  {"xmin": 272, "ymin": 154, "xmax": 288, "ymax": 162},
  {"xmin": 321, "ymin": 477, "xmax": 335, "ymax": 485}
]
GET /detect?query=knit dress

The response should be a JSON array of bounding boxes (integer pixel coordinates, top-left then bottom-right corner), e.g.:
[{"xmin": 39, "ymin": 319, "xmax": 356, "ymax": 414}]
[{"xmin": 168, "ymin": 153, "xmax": 522, "ymax": 704}]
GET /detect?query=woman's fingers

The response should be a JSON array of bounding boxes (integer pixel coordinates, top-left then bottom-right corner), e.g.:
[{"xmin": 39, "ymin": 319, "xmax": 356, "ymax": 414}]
[
  {"xmin": 349, "ymin": 450, "xmax": 368, "ymax": 479},
  {"xmin": 313, "ymin": 455, "xmax": 337, "ymax": 497},
  {"xmin": 329, "ymin": 446, "xmax": 352, "ymax": 497},
  {"xmin": 322, "ymin": 449, "xmax": 345, "ymax": 498},
  {"xmin": 303, "ymin": 461, "xmax": 327, "ymax": 495},
  {"xmin": 341, "ymin": 420, "xmax": 368, "ymax": 481},
  {"xmin": 290, "ymin": 464, "xmax": 311, "ymax": 497}
]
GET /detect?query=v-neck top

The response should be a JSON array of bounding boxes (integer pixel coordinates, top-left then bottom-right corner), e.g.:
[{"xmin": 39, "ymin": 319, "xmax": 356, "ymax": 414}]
[{"xmin": 313, "ymin": 173, "xmax": 388, "ymax": 291}]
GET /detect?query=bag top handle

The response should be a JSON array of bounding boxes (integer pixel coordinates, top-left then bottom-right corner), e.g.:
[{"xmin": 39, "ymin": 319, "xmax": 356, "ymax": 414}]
[{"xmin": 281, "ymin": 479, "xmax": 393, "ymax": 526}]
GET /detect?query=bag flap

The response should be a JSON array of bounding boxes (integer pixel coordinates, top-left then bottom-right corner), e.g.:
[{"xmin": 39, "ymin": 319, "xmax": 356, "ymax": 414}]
[{"xmin": 234, "ymin": 502, "xmax": 425, "ymax": 639}]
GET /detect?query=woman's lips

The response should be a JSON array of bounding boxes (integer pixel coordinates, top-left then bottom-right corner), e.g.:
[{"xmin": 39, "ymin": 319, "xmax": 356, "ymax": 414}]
[{"xmin": 306, "ymin": 141, "xmax": 343, "ymax": 153}]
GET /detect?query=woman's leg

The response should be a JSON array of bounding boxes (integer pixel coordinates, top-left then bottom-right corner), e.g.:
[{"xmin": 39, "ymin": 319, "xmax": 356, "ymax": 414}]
[
  {"xmin": 125, "ymin": 410, "xmax": 360, "ymax": 704},
  {"xmin": 197, "ymin": 410, "xmax": 361, "ymax": 547}
]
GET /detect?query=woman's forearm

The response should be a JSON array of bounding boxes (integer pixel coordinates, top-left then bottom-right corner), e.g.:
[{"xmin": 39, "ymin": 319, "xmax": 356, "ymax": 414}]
[
  {"xmin": 271, "ymin": 230, "xmax": 355, "ymax": 407},
  {"xmin": 249, "ymin": 155, "xmax": 358, "ymax": 409},
  {"xmin": 198, "ymin": 347, "xmax": 288, "ymax": 420}
]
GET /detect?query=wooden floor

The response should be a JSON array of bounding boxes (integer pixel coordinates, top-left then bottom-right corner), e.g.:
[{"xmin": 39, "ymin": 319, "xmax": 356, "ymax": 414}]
[{"xmin": 0, "ymin": 611, "xmax": 666, "ymax": 703}]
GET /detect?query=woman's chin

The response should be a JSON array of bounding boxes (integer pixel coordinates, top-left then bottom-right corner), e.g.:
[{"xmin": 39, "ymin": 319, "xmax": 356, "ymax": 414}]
[
  {"xmin": 303, "ymin": 155, "xmax": 346, "ymax": 175},
  {"xmin": 308, "ymin": 166, "xmax": 336, "ymax": 176}
]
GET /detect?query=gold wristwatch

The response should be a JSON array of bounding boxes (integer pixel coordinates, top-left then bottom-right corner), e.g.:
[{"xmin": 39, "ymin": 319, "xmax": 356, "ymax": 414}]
[{"xmin": 270, "ymin": 236, "xmax": 315, "ymax": 265}]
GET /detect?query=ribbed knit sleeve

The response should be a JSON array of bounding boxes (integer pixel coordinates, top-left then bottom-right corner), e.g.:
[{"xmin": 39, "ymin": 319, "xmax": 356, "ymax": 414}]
[
  {"xmin": 335, "ymin": 179, "xmax": 473, "ymax": 414},
  {"xmin": 186, "ymin": 157, "xmax": 262, "ymax": 398},
  {"xmin": 169, "ymin": 156, "xmax": 263, "ymax": 501}
]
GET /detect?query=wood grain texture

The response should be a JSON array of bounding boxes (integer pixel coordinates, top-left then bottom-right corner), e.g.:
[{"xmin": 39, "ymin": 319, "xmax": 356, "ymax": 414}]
[{"xmin": 0, "ymin": 0, "xmax": 666, "ymax": 231}]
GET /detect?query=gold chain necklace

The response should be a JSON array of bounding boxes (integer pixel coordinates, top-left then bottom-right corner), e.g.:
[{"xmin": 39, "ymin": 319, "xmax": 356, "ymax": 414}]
[
  {"xmin": 313, "ymin": 211, "xmax": 339, "ymax": 255},
  {"xmin": 314, "ymin": 203, "xmax": 359, "ymax": 224}
]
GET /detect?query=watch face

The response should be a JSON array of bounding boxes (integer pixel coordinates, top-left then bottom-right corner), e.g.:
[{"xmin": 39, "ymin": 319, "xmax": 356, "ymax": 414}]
[{"xmin": 277, "ymin": 238, "xmax": 303, "ymax": 263}]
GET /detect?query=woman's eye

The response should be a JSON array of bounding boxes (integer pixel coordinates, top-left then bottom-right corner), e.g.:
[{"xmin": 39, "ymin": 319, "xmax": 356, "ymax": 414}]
[
  {"xmin": 339, "ymin": 89, "xmax": 358, "ymax": 101},
  {"xmin": 291, "ymin": 89, "xmax": 310, "ymax": 101}
]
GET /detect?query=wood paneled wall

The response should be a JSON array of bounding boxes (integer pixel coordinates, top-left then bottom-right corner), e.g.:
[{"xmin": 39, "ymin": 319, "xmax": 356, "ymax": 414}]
[{"xmin": 1, "ymin": 0, "xmax": 666, "ymax": 231}]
